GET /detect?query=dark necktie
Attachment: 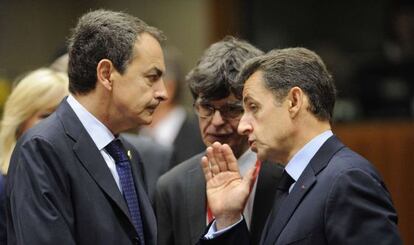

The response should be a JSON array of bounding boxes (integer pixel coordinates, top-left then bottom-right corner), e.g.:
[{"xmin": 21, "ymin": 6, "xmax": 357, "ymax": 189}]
[
  {"xmin": 261, "ymin": 170, "xmax": 295, "ymax": 244},
  {"xmin": 105, "ymin": 139, "xmax": 145, "ymax": 245}
]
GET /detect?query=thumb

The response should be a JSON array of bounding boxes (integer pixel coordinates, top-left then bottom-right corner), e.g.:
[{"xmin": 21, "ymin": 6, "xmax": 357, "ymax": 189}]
[{"xmin": 242, "ymin": 166, "xmax": 258, "ymax": 193}]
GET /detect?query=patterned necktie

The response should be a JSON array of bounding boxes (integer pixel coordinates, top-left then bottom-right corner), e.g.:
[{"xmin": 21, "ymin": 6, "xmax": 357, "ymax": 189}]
[
  {"xmin": 261, "ymin": 170, "xmax": 295, "ymax": 244},
  {"xmin": 105, "ymin": 139, "xmax": 145, "ymax": 245}
]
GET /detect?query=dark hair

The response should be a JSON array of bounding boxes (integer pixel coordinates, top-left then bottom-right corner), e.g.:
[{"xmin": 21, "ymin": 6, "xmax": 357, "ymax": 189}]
[
  {"xmin": 68, "ymin": 9, "xmax": 165, "ymax": 94},
  {"xmin": 237, "ymin": 47, "xmax": 336, "ymax": 121},
  {"xmin": 186, "ymin": 36, "xmax": 263, "ymax": 101}
]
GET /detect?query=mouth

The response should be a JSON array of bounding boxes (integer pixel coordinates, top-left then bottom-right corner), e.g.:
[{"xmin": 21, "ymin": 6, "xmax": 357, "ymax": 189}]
[
  {"xmin": 206, "ymin": 134, "xmax": 232, "ymax": 142},
  {"xmin": 249, "ymin": 139, "xmax": 257, "ymax": 152},
  {"xmin": 147, "ymin": 103, "xmax": 159, "ymax": 113}
]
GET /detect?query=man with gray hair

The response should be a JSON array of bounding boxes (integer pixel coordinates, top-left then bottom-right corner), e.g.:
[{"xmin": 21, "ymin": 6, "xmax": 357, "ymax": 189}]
[
  {"xmin": 155, "ymin": 36, "xmax": 284, "ymax": 245},
  {"xmin": 200, "ymin": 48, "xmax": 402, "ymax": 244},
  {"xmin": 6, "ymin": 9, "xmax": 167, "ymax": 245}
]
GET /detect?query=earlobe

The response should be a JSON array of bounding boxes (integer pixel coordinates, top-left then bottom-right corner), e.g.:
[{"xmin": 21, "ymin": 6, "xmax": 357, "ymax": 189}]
[{"xmin": 97, "ymin": 59, "xmax": 114, "ymax": 91}]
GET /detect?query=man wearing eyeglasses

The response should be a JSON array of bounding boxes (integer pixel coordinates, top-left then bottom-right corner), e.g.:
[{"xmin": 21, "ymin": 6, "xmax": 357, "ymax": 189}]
[{"xmin": 154, "ymin": 36, "xmax": 284, "ymax": 245}]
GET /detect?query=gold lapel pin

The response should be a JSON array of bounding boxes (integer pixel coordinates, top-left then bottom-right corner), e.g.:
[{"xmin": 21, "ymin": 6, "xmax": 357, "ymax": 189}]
[{"xmin": 127, "ymin": 150, "xmax": 132, "ymax": 160}]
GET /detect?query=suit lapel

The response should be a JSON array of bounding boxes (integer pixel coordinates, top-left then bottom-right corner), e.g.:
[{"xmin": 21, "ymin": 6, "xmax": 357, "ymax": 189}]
[
  {"xmin": 250, "ymin": 161, "xmax": 284, "ymax": 244},
  {"xmin": 125, "ymin": 142, "xmax": 157, "ymax": 244},
  {"xmin": 264, "ymin": 136, "xmax": 345, "ymax": 245},
  {"xmin": 264, "ymin": 169, "xmax": 316, "ymax": 244},
  {"xmin": 57, "ymin": 101, "xmax": 133, "ymax": 230},
  {"xmin": 186, "ymin": 155, "xmax": 207, "ymax": 244}
]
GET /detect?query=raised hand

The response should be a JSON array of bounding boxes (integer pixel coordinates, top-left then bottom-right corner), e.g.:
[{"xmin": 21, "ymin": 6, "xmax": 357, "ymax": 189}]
[{"xmin": 201, "ymin": 142, "xmax": 257, "ymax": 230}]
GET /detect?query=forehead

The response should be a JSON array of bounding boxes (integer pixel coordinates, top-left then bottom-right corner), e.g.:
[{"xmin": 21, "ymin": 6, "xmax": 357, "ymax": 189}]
[
  {"xmin": 130, "ymin": 32, "xmax": 165, "ymax": 71},
  {"xmin": 199, "ymin": 93, "xmax": 240, "ymax": 105},
  {"xmin": 243, "ymin": 70, "xmax": 268, "ymax": 98}
]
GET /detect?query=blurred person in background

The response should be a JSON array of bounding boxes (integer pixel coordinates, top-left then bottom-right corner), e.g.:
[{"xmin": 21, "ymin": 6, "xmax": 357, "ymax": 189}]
[
  {"xmin": 0, "ymin": 68, "xmax": 69, "ymax": 174},
  {"xmin": 0, "ymin": 67, "xmax": 69, "ymax": 244}
]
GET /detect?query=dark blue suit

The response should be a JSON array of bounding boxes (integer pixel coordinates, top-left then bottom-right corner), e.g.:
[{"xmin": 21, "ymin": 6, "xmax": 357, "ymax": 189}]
[
  {"xmin": 200, "ymin": 136, "xmax": 402, "ymax": 245},
  {"xmin": 0, "ymin": 174, "xmax": 6, "ymax": 244},
  {"xmin": 6, "ymin": 100, "xmax": 157, "ymax": 245}
]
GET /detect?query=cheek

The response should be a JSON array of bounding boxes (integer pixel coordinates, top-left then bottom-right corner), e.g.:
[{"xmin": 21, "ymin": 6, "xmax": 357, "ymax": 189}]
[{"xmin": 199, "ymin": 119, "xmax": 209, "ymax": 133}]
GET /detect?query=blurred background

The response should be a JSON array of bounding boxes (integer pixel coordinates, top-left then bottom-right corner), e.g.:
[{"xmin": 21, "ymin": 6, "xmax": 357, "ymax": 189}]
[{"xmin": 0, "ymin": 0, "xmax": 413, "ymax": 243}]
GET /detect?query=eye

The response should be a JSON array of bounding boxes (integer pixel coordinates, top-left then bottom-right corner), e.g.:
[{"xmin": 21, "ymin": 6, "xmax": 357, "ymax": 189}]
[
  {"xmin": 225, "ymin": 105, "xmax": 244, "ymax": 118},
  {"xmin": 247, "ymin": 103, "xmax": 259, "ymax": 113},
  {"xmin": 147, "ymin": 74, "xmax": 160, "ymax": 82}
]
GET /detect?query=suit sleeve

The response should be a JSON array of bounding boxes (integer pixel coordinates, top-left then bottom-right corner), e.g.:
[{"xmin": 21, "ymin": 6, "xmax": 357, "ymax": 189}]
[
  {"xmin": 7, "ymin": 137, "xmax": 75, "ymax": 245},
  {"xmin": 155, "ymin": 176, "xmax": 175, "ymax": 245},
  {"xmin": 325, "ymin": 168, "xmax": 402, "ymax": 245}
]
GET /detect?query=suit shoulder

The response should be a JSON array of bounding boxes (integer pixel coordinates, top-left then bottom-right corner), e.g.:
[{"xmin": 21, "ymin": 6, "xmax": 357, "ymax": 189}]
[
  {"xmin": 20, "ymin": 113, "xmax": 65, "ymax": 145},
  {"xmin": 157, "ymin": 152, "xmax": 204, "ymax": 186},
  {"xmin": 331, "ymin": 147, "xmax": 379, "ymax": 173}
]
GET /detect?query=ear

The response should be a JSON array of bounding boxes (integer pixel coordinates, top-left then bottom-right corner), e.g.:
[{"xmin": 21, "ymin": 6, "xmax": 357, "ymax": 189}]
[
  {"xmin": 286, "ymin": 86, "xmax": 304, "ymax": 118},
  {"xmin": 97, "ymin": 59, "xmax": 114, "ymax": 91}
]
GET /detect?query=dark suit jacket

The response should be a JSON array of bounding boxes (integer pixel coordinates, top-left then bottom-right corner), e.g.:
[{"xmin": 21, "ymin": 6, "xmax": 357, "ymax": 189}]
[
  {"xmin": 0, "ymin": 174, "xmax": 5, "ymax": 244},
  {"xmin": 199, "ymin": 136, "xmax": 402, "ymax": 245},
  {"xmin": 121, "ymin": 133, "xmax": 174, "ymax": 205},
  {"xmin": 155, "ymin": 152, "xmax": 284, "ymax": 245},
  {"xmin": 170, "ymin": 113, "xmax": 205, "ymax": 167},
  {"xmin": 5, "ymin": 100, "xmax": 157, "ymax": 245}
]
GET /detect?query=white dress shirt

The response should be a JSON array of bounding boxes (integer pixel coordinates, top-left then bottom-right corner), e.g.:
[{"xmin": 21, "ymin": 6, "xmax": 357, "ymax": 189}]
[
  {"xmin": 66, "ymin": 95, "xmax": 122, "ymax": 192},
  {"xmin": 284, "ymin": 130, "xmax": 333, "ymax": 192}
]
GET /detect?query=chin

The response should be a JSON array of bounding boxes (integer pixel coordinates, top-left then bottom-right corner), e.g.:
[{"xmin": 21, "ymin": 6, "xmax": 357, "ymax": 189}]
[{"xmin": 136, "ymin": 115, "xmax": 152, "ymax": 126}]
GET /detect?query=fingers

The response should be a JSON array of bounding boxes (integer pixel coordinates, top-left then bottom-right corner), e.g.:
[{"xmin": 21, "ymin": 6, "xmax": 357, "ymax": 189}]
[
  {"xmin": 201, "ymin": 156, "xmax": 212, "ymax": 182},
  {"xmin": 201, "ymin": 142, "xmax": 240, "ymax": 179},
  {"xmin": 206, "ymin": 146, "xmax": 221, "ymax": 176},
  {"xmin": 220, "ymin": 144, "xmax": 239, "ymax": 172},
  {"xmin": 212, "ymin": 142, "xmax": 228, "ymax": 172}
]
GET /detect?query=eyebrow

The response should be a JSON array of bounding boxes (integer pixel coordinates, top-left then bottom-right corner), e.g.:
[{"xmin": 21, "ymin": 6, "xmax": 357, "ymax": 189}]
[{"xmin": 243, "ymin": 95, "xmax": 251, "ymax": 104}]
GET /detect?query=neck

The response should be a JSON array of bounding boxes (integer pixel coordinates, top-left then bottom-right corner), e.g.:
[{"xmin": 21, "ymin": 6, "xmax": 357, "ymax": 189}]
[
  {"xmin": 284, "ymin": 118, "xmax": 331, "ymax": 164},
  {"xmin": 72, "ymin": 92, "xmax": 118, "ymax": 135}
]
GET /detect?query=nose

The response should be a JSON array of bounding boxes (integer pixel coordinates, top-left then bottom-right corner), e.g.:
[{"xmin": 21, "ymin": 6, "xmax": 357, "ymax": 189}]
[
  {"xmin": 211, "ymin": 110, "xmax": 226, "ymax": 126},
  {"xmin": 154, "ymin": 78, "xmax": 168, "ymax": 102},
  {"xmin": 237, "ymin": 113, "xmax": 252, "ymax": 136}
]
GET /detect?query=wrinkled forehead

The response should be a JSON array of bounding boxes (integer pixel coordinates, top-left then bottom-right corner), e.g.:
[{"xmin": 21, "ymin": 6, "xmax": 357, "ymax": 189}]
[{"xmin": 198, "ymin": 93, "xmax": 241, "ymax": 105}]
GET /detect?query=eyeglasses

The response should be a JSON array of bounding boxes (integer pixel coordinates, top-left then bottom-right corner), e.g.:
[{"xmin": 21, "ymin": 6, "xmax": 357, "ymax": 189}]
[{"xmin": 193, "ymin": 100, "xmax": 244, "ymax": 120}]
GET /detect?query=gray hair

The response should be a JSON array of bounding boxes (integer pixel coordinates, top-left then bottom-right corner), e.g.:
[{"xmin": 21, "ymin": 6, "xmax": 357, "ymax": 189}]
[
  {"xmin": 186, "ymin": 36, "xmax": 263, "ymax": 101},
  {"xmin": 237, "ymin": 47, "xmax": 336, "ymax": 121},
  {"xmin": 68, "ymin": 9, "xmax": 165, "ymax": 94}
]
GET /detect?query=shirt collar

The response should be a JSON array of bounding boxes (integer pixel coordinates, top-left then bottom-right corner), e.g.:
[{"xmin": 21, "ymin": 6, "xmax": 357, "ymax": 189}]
[
  {"xmin": 66, "ymin": 95, "xmax": 115, "ymax": 150},
  {"xmin": 285, "ymin": 130, "xmax": 333, "ymax": 182}
]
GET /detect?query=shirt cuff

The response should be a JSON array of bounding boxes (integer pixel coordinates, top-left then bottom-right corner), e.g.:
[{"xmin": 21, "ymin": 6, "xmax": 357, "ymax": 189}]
[{"xmin": 204, "ymin": 216, "xmax": 243, "ymax": 239}]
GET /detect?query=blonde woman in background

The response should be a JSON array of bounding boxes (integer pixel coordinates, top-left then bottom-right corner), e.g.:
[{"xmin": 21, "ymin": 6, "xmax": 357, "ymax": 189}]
[
  {"xmin": 0, "ymin": 68, "xmax": 69, "ymax": 175},
  {"xmin": 0, "ymin": 68, "xmax": 68, "ymax": 243}
]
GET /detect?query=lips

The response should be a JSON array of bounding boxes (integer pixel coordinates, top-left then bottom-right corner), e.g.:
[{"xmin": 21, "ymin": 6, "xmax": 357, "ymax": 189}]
[
  {"xmin": 249, "ymin": 139, "xmax": 258, "ymax": 152},
  {"xmin": 147, "ymin": 103, "xmax": 159, "ymax": 110},
  {"xmin": 206, "ymin": 134, "xmax": 232, "ymax": 142},
  {"xmin": 146, "ymin": 102, "xmax": 159, "ymax": 113}
]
